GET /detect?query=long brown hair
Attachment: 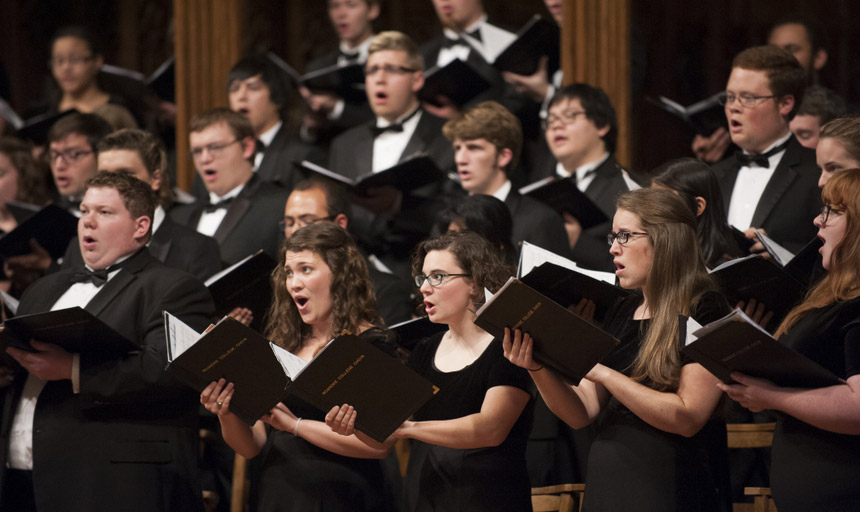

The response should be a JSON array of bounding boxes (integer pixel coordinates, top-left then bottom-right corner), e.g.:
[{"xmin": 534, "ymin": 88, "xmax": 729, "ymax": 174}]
[
  {"xmin": 617, "ymin": 188, "xmax": 719, "ymax": 391},
  {"xmin": 776, "ymin": 169, "xmax": 860, "ymax": 337},
  {"xmin": 264, "ymin": 223, "xmax": 382, "ymax": 351}
]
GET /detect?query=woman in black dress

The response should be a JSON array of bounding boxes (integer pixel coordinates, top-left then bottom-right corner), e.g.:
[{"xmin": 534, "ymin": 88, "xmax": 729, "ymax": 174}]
[
  {"xmin": 328, "ymin": 231, "xmax": 533, "ymax": 512},
  {"xmin": 504, "ymin": 188, "xmax": 730, "ymax": 512},
  {"xmin": 200, "ymin": 223, "xmax": 395, "ymax": 512},
  {"xmin": 719, "ymin": 169, "xmax": 860, "ymax": 512}
]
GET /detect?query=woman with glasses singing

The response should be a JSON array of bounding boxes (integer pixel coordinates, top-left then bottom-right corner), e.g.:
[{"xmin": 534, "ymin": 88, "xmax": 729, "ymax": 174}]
[
  {"xmin": 719, "ymin": 169, "xmax": 860, "ymax": 512},
  {"xmin": 200, "ymin": 223, "xmax": 396, "ymax": 512},
  {"xmin": 505, "ymin": 188, "xmax": 731, "ymax": 512},
  {"xmin": 329, "ymin": 230, "xmax": 533, "ymax": 511}
]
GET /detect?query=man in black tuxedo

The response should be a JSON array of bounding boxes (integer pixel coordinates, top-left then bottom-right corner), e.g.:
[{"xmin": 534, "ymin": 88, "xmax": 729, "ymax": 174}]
[
  {"xmin": 93, "ymin": 128, "xmax": 222, "ymax": 280},
  {"xmin": 711, "ymin": 45, "xmax": 820, "ymax": 254},
  {"xmin": 173, "ymin": 108, "xmax": 288, "ymax": 265},
  {"xmin": 300, "ymin": 0, "xmax": 378, "ymax": 146},
  {"xmin": 0, "ymin": 171, "xmax": 214, "ymax": 512},
  {"xmin": 442, "ymin": 100, "xmax": 568, "ymax": 257},
  {"xmin": 533, "ymin": 83, "xmax": 639, "ymax": 271},
  {"xmin": 328, "ymin": 31, "xmax": 457, "ymax": 278}
]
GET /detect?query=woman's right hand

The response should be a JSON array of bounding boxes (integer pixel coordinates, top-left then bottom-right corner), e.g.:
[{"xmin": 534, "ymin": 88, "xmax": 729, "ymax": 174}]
[
  {"xmin": 502, "ymin": 327, "xmax": 541, "ymax": 371},
  {"xmin": 325, "ymin": 404, "xmax": 357, "ymax": 436},
  {"xmin": 200, "ymin": 378, "xmax": 235, "ymax": 417}
]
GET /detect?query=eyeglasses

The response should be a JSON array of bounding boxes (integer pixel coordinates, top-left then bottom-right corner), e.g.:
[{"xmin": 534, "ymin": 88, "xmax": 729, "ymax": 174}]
[
  {"xmin": 279, "ymin": 214, "xmax": 335, "ymax": 230},
  {"xmin": 819, "ymin": 203, "xmax": 845, "ymax": 225},
  {"xmin": 48, "ymin": 54, "xmax": 94, "ymax": 69},
  {"xmin": 414, "ymin": 272, "xmax": 471, "ymax": 288},
  {"xmin": 189, "ymin": 140, "xmax": 241, "ymax": 160},
  {"xmin": 718, "ymin": 93, "xmax": 777, "ymax": 108},
  {"xmin": 542, "ymin": 110, "xmax": 587, "ymax": 130},
  {"xmin": 364, "ymin": 64, "xmax": 416, "ymax": 76},
  {"xmin": 48, "ymin": 148, "xmax": 93, "ymax": 164},
  {"xmin": 606, "ymin": 230, "xmax": 650, "ymax": 246}
]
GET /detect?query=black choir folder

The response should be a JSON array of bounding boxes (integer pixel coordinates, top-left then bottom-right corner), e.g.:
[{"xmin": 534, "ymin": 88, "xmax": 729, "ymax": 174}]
[
  {"xmin": 683, "ymin": 309, "xmax": 842, "ymax": 389},
  {"xmin": 299, "ymin": 156, "xmax": 445, "ymax": 195},
  {"xmin": 0, "ymin": 204, "xmax": 78, "ymax": 262},
  {"xmin": 0, "ymin": 307, "xmax": 137, "ymax": 355},
  {"xmin": 205, "ymin": 250, "xmax": 276, "ymax": 332},
  {"xmin": 518, "ymin": 177, "xmax": 609, "ymax": 229},
  {"xmin": 474, "ymin": 277, "xmax": 619, "ymax": 384},
  {"xmin": 709, "ymin": 237, "xmax": 821, "ymax": 324},
  {"xmin": 164, "ymin": 313, "xmax": 439, "ymax": 441},
  {"xmin": 492, "ymin": 15, "xmax": 561, "ymax": 76},
  {"xmin": 419, "ymin": 59, "xmax": 491, "ymax": 107},
  {"xmin": 646, "ymin": 92, "xmax": 726, "ymax": 135}
]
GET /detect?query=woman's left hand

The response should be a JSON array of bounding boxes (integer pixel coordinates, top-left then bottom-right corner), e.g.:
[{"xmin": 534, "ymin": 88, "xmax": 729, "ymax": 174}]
[
  {"xmin": 717, "ymin": 372, "xmax": 778, "ymax": 412},
  {"xmin": 262, "ymin": 402, "xmax": 298, "ymax": 432},
  {"xmin": 325, "ymin": 404, "xmax": 357, "ymax": 436}
]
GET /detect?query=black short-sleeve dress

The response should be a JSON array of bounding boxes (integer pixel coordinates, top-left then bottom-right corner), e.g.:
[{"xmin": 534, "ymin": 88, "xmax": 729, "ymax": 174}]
[
  {"xmin": 403, "ymin": 332, "xmax": 534, "ymax": 512},
  {"xmin": 769, "ymin": 297, "xmax": 860, "ymax": 512},
  {"xmin": 250, "ymin": 329, "xmax": 397, "ymax": 512},
  {"xmin": 582, "ymin": 291, "xmax": 731, "ymax": 512}
]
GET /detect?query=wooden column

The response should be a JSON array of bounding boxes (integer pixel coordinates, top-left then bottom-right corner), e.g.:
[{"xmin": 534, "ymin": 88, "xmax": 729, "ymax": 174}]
[
  {"xmin": 561, "ymin": 0, "xmax": 632, "ymax": 167},
  {"xmin": 173, "ymin": 0, "xmax": 244, "ymax": 190}
]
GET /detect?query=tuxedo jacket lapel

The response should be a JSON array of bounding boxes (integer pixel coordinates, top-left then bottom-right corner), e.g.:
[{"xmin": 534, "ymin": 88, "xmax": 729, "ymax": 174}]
[
  {"xmin": 213, "ymin": 176, "xmax": 259, "ymax": 244},
  {"xmin": 751, "ymin": 144, "xmax": 800, "ymax": 228},
  {"xmin": 148, "ymin": 224, "xmax": 172, "ymax": 263},
  {"xmin": 399, "ymin": 113, "xmax": 433, "ymax": 163},
  {"xmin": 83, "ymin": 249, "xmax": 150, "ymax": 319}
]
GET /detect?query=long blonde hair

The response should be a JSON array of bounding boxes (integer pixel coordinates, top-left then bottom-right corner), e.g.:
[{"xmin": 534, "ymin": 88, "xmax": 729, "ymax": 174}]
[
  {"xmin": 617, "ymin": 189, "xmax": 719, "ymax": 391},
  {"xmin": 776, "ymin": 168, "xmax": 860, "ymax": 337}
]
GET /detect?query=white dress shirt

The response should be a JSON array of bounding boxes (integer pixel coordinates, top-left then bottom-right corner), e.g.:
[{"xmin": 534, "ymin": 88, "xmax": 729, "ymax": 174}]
[
  {"xmin": 372, "ymin": 109, "xmax": 422, "ymax": 173},
  {"xmin": 727, "ymin": 132, "xmax": 792, "ymax": 230},
  {"xmin": 196, "ymin": 183, "xmax": 245, "ymax": 237}
]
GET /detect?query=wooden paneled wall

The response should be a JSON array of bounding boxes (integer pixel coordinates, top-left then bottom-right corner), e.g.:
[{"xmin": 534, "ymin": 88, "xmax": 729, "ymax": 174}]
[
  {"xmin": 173, "ymin": 0, "xmax": 244, "ymax": 190},
  {"xmin": 562, "ymin": 0, "xmax": 632, "ymax": 167}
]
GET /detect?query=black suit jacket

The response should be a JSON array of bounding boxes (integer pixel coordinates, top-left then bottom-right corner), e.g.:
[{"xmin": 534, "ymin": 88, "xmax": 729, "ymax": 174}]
[
  {"xmin": 304, "ymin": 50, "xmax": 375, "ymax": 139},
  {"xmin": 0, "ymin": 249, "xmax": 215, "ymax": 512},
  {"xmin": 329, "ymin": 111, "xmax": 458, "ymax": 266},
  {"xmin": 712, "ymin": 137, "xmax": 820, "ymax": 253},
  {"xmin": 173, "ymin": 174, "xmax": 289, "ymax": 265},
  {"xmin": 504, "ymin": 191, "xmax": 570, "ymax": 258}
]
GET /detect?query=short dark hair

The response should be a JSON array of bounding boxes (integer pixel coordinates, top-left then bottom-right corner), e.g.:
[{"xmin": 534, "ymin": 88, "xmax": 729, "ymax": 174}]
[
  {"xmin": 51, "ymin": 25, "xmax": 103, "ymax": 57},
  {"xmin": 769, "ymin": 15, "xmax": 828, "ymax": 53},
  {"xmin": 292, "ymin": 177, "xmax": 352, "ymax": 219},
  {"xmin": 732, "ymin": 45, "xmax": 807, "ymax": 120},
  {"xmin": 85, "ymin": 171, "xmax": 156, "ymax": 236},
  {"xmin": 443, "ymin": 101, "xmax": 522, "ymax": 172},
  {"xmin": 189, "ymin": 107, "xmax": 254, "ymax": 141},
  {"xmin": 796, "ymin": 85, "xmax": 846, "ymax": 124},
  {"xmin": 227, "ymin": 53, "xmax": 290, "ymax": 110},
  {"xmin": 47, "ymin": 112, "xmax": 113, "ymax": 152},
  {"xmin": 431, "ymin": 194, "xmax": 516, "ymax": 266},
  {"xmin": 547, "ymin": 83, "xmax": 618, "ymax": 154}
]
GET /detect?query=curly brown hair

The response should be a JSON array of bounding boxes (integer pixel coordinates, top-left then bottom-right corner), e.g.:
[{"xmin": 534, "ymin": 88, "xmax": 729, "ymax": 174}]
[
  {"xmin": 411, "ymin": 230, "xmax": 513, "ymax": 306},
  {"xmin": 264, "ymin": 223, "xmax": 382, "ymax": 351}
]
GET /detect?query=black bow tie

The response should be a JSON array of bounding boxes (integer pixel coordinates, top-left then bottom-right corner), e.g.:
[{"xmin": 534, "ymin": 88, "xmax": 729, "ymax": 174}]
[
  {"xmin": 71, "ymin": 268, "xmax": 109, "ymax": 287},
  {"xmin": 735, "ymin": 139, "xmax": 791, "ymax": 169},
  {"xmin": 255, "ymin": 138, "xmax": 265, "ymax": 155},
  {"xmin": 70, "ymin": 259, "xmax": 128, "ymax": 287},
  {"xmin": 445, "ymin": 27, "xmax": 482, "ymax": 47},
  {"xmin": 203, "ymin": 197, "xmax": 234, "ymax": 213},
  {"xmin": 339, "ymin": 49, "xmax": 360, "ymax": 63},
  {"xmin": 372, "ymin": 108, "xmax": 420, "ymax": 137},
  {"xmin": 57, "ymin": 197, "xmax": 81, "ymax": 213}
]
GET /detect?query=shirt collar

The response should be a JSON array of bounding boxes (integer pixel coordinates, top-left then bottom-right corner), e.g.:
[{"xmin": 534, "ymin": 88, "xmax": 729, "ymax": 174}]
[
  {"xmin": 208, "ymin": 182, "xmax": 245, "ymax": 205},
  {"xmin": 339, "ymin": 36, "xmax": 373, "ymax": 63},
  {"xmin": 442, "ymin": 14, "xmax": 487, "ymax": 41},
  {"xmin": 489, "ymin": 180, "xmax": 512, "ymax": 202},
  {"xmin": 257, "ymin": 120, "xmax": 283, "ymax": 148}
]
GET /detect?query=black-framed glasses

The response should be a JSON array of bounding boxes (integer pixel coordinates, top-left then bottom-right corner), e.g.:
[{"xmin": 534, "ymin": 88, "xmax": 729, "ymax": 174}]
[
  {"xmin": 364, "ymin": 64, "xmax": 416, "ymax": 76},
  {"xmin": 819, "ymin": 203, "xmax": 846, "ymax": 225},
  {"xmin": 542, "ymin": 110, "xmax": 587, "ymax": 130},
  {"xmin": 189, "ymin": 140, "xmax": 241, "ymax": 160},
  {"xmin": 48, "ymin": 148, "xmax": 93, "ymax": 164},
  {"xmin": 414, "ymin": 272, "xmax": 471, "ymax": 288},
  {"xmin": 718, "ymin": 93, "xmax": 777, "ymax": 108},
  {"xmin": 606, "ymin": 230, "xmax": 650, "ymax": 246},
  {"xmin": 279, "ymin": 214, "xmax": 336, "ymax": 230}
]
